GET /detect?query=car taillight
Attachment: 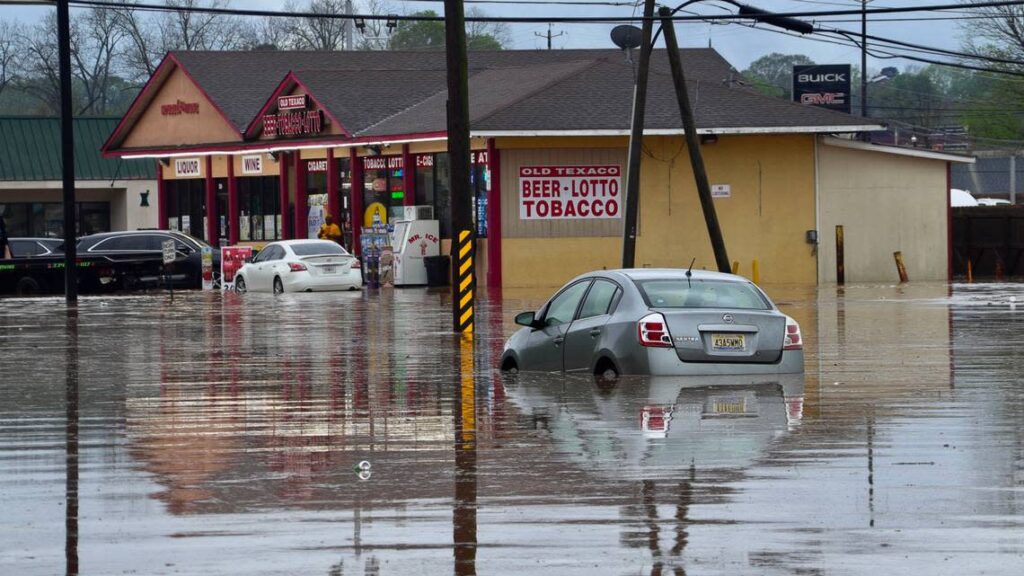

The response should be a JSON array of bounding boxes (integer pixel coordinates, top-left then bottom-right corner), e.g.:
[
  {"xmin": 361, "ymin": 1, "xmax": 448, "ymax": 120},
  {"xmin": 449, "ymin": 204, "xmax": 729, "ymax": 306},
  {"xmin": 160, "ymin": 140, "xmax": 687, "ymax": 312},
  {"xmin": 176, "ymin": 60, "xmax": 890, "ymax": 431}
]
[
  {"xmin": 351, "ymin": 258, "xmax": 361, "ymax": 269},
  {"xmin": 638, "ymin": 312, "xmax": 673, "ymax": 348},
  {"xmin": 288, "ymin": 262, "xmax": 307, "ymax": 272},
  {"xmin": 784, "ymin": 316, "xmax": 802, "ymax": 350}
]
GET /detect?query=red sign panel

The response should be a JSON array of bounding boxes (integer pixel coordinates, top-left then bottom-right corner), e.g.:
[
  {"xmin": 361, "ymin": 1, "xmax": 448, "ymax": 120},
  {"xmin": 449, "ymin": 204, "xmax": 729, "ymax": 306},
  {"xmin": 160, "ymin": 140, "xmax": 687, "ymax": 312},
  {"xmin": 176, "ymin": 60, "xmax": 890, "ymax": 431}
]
[
  {"xmin": 263, "ymin": 110, "xmax": 324, "ymax": 138},
  {"xmin": 278, "ymin": 94, "xmax": 309, "ymax": 110},
  {"xmin": 519, "ymin": 165, "xmax": 622, "ymax": 220}
]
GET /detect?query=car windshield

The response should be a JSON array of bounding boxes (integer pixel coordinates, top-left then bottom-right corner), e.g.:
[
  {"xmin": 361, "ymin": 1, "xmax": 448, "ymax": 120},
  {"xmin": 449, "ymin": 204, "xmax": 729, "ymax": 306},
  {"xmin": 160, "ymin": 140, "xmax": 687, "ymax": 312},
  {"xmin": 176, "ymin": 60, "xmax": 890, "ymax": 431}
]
[
  {"xmin": 290, "ymin": 242, "xmax": 348, "ymax": 256},
  {"xmin": 636, "ymin": 279, "xmax": 770, "ymax": 310}
]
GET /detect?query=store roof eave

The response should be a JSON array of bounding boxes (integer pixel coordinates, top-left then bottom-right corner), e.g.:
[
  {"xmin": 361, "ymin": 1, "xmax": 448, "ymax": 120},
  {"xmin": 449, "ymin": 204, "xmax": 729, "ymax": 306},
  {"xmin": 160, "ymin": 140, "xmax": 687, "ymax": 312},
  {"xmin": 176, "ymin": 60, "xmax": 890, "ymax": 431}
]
[
  {"xmin": 821, "ymin": 135, "xmax": 976, "ymax": 164},
  {"xmin": 106, "ymin": 131, "xmax": 449, "ymax": 159},
  {"xmin": 470, "ymin": 124, "xmax": 885, "ymax": 138}
]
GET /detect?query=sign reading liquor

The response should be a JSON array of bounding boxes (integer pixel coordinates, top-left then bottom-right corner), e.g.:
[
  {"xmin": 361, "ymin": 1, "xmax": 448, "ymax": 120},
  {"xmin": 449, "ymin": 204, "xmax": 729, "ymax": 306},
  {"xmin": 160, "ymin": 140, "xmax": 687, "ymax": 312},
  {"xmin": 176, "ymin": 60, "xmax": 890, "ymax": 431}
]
[
  {"xmin": 263, "ymin": 93, "xmax": 324, "ymax": 138},
  {"xmin": 174, "ymin": 157, "xmax": 202, "ymax": 178},
  {"xmin": 793, "ymin": 64, "xmax": 851, "ymax": 114},
  {"xmin": 519, "ymin": 165, "xmax": 621, "ymax": 220}
]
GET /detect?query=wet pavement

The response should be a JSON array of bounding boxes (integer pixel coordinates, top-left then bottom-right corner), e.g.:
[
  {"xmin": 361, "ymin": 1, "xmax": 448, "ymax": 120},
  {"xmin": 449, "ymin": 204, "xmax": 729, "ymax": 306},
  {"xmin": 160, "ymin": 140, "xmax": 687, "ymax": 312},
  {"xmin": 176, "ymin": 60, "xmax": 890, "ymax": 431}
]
[{"xmin": 1, "ymin": 282, "xmax": 1022, "ymax": 575}]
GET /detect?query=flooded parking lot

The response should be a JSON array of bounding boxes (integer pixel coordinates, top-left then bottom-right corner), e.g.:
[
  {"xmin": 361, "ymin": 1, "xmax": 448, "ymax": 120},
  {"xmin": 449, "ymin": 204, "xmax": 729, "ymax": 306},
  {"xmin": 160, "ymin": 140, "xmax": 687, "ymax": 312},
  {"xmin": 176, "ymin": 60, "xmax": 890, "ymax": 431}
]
[{"xmin": 1, "ymin": 283, "xmax": 1022, "ymax": 575}]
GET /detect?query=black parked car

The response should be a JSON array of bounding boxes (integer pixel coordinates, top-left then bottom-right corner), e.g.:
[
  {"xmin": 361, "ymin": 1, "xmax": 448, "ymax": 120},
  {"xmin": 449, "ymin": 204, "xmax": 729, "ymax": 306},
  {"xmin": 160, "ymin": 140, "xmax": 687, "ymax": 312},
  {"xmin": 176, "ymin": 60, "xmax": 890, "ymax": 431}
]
[
  {"xmin": 77, "ymin": 230, "xmax": 221, "ymax": 289},
  {"xmin": 7, "ymin": 237, "xmax": 64, "ymax": 257}
]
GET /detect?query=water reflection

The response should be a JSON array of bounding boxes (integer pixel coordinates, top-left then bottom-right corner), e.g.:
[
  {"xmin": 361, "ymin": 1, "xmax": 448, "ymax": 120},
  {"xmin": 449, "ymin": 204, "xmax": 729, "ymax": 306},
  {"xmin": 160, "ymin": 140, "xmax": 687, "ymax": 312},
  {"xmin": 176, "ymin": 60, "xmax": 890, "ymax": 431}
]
[
  {"xmin": 6, "ymin": 282, "xmax": 1024, "ymax": 575},
  {"xmin": 65, "ymin": 307, "xmax": 79, "ymax": 576}
]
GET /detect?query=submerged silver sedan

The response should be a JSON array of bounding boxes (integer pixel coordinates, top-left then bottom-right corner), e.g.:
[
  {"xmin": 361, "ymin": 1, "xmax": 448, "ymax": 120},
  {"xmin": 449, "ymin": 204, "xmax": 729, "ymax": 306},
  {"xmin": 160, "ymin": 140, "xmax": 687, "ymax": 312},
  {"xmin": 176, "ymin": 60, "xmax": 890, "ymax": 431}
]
[{"xmin": 501, "ymin": 269, "xmax": 804, "ymax": 378}]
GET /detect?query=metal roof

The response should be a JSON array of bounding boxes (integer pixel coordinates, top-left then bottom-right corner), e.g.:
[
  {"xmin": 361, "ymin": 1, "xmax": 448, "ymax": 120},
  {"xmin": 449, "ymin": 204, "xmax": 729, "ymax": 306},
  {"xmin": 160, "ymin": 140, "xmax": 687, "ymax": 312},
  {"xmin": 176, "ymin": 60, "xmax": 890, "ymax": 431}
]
[{"xmin": 0, "ymin": 117, "xmax": 155, "ymax": 181}]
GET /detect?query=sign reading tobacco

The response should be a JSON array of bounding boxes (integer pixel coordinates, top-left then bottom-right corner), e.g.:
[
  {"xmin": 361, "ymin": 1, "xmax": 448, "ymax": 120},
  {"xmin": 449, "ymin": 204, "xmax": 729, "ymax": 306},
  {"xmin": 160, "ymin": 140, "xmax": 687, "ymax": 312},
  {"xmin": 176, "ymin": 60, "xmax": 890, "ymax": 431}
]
[
  {"xmin": 263, "ymin": 93, "xmax": 324, "ymax": 138},
  {"xmin": 519, "ymin": 165, "xmax": 621, "ymax": 220}
]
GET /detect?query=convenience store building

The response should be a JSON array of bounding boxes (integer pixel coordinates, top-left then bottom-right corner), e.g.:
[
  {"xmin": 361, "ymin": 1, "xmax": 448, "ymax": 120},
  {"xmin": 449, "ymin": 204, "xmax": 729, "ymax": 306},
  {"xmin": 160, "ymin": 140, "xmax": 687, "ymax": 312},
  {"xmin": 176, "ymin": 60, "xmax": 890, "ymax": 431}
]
[{"xmin": 103, "ymin": 49, "xmax": 970, "ymax": 287}]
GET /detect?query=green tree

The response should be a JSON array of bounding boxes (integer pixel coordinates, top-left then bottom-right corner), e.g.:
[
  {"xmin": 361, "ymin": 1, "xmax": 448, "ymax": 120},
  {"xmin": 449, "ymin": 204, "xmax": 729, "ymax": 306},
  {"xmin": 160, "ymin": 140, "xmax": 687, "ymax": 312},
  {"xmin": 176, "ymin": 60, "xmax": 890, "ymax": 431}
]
[
  {"xmin": 388, "ymin": 10, "xmax": 508, "ymax": 51},
  {"xmin": 742, "ymin": 52, "xmax": 816, "ymax": 97}
]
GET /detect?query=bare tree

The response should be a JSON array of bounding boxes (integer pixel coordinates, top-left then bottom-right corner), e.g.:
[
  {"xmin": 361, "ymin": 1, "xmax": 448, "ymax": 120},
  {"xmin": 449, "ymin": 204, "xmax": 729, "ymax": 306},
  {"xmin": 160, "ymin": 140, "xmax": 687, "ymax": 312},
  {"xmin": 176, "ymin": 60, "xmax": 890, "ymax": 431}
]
[
  {"xmin": 466, "ymin": 7, "xmax": 512, "ymax": 49},
  {"xmin": 284, "ymin": 0, "xmax": 350, "ymax": 51},
  {"xmin": 0, "ymin": 20, "xmax": 20, "ymax": 100},
  {"xmin": 238, "ymin": 15, "xmax": 295, "ymax": 51},
  {"xmin": 160, "ymin": 0, "xmax": 241, "ymax": 51},
  {"xmin": 112, "ymin": 1, "xmax": 163, "ymax": 84},
  {"xmin": 18, "ymin": 13, "xmax": 63, "ymax": 113},
  {"xmin": 73, "ymin": 7, "xmax": 126, "ymax": 114},
  {"xmin": 960, "ymin": 2, "xmax": 1024, "ymax": 66}
]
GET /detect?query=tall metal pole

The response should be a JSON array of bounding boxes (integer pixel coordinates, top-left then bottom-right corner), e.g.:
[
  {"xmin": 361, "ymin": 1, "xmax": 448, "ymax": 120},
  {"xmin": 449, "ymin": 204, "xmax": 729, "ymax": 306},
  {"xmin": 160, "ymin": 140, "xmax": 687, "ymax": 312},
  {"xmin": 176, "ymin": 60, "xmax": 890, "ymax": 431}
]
[
  {"xmin": 658, "ymin": 7, "xmax": 731, "ymax": 273},
  {"xmin": 445, "ymin": 0, "xmax": 475, "ymax": 334},
  {"xmin": 621, "ymin": 0, "xmax": 656, "ymax": 269},
  {"xmin": 861, "ymin": 0, "xmax": 868, "ymax": 119},
  {"xmin": 58, "ymin": 0, "xmax": 78, "ymax": 303}
]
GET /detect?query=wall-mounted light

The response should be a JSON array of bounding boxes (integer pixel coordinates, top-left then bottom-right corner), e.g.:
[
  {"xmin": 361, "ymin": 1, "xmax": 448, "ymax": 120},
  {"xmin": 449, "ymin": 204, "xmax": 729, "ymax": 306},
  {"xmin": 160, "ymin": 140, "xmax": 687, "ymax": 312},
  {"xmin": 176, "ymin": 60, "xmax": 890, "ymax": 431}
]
[
  {"xmin": 354, "ymin": 18, "xmax": 366, "ymax": 33},
  {"xmin": 140, "ymin": 190, "xmax": 150, "ymax": 207},
  {"xmin": 386, "ymin": 14, "xmax": 398, "ymax": 32},
  {"xmin": 700, "ymin": 134, "xmax": 718, "ymax": 145},
  {"xmin": 367, "ymin": 144, "xmax": 383, "ymax": 155}
]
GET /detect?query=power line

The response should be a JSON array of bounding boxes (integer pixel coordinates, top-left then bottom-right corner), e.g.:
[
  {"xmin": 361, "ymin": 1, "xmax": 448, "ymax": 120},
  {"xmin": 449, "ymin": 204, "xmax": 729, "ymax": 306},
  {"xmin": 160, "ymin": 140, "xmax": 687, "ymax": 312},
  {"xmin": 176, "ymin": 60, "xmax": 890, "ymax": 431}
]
[{"xmin": 61, "ymin": 0, "xmax": 1024, "ymax": 25}]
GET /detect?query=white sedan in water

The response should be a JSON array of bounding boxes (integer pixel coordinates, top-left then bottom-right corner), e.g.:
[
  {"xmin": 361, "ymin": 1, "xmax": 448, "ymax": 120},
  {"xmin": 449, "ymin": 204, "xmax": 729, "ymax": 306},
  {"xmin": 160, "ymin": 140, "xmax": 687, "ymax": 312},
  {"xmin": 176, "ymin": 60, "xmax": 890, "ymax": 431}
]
[{"xmin": 233, "ymin": 240, "xmax": 361, "ymax": 294}]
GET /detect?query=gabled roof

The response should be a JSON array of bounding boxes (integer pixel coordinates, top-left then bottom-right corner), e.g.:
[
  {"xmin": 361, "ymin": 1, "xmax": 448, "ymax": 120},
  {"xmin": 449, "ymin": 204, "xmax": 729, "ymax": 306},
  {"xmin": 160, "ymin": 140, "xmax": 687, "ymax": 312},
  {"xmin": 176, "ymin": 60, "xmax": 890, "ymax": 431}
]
[
  {"xmin": 0, "ymin": 117, "xmax": 154, "ymax": 181},
  {"xmin": 106, "ymin": 48, "xmax": 881, "ymax": 156}
]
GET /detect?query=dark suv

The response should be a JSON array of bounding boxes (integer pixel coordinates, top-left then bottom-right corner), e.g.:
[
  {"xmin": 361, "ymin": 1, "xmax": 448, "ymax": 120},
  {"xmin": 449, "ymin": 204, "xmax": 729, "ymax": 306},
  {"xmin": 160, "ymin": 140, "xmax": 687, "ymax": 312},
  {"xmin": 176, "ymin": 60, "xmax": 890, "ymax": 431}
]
[{"xmin": 77, "ymin": 230, "xmax": 221, "ymax": 289}]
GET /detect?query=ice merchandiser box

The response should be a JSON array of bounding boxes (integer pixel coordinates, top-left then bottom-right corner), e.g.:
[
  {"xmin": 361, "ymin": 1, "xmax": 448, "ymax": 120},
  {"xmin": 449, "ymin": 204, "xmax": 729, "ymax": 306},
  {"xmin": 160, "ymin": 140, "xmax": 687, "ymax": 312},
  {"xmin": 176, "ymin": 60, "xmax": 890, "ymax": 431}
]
[{"xmin": 391, "ymin": 219, "xmax": 440, "ymax": 286}]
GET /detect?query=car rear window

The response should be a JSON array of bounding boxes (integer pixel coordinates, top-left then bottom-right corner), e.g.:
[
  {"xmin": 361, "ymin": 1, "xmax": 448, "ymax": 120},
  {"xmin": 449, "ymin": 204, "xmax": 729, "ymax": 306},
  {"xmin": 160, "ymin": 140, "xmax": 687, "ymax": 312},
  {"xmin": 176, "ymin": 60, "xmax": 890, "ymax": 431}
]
[
  {"xmin": 291, "ymin": 242, "xmax": 348, "ymax": 256},
  {"xmin": 636, "ymin": 279, "xmax": 770, "ymax": 310}
]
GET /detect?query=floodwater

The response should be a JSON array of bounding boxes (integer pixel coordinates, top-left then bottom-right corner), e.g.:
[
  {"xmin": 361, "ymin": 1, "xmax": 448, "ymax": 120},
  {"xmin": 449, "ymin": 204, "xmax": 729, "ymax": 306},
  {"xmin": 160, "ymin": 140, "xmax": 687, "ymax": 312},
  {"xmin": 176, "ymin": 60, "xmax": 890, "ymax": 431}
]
[{"xmin": 0, "ymin": 282, "xmax": 1022, "ymax": 575}]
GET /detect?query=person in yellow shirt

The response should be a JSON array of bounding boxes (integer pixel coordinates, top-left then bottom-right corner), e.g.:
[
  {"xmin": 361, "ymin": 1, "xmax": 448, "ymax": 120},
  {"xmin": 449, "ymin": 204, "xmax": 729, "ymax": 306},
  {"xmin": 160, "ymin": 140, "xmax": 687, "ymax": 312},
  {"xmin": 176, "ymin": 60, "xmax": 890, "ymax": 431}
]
[{"xmin": 318, "ymin": 214, "xmax": 343, "ymax": 244}]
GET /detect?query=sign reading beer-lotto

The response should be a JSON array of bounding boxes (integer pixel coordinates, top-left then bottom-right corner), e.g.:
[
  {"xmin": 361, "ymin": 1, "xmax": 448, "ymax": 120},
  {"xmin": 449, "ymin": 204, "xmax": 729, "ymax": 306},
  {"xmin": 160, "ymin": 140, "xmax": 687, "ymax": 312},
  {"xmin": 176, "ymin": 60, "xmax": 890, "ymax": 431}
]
[
  {"xmin": 793, "ymin": 64, "xmax": 851, "ymax": 114},
  {"xmin": 519, "ymin": 165, "xmax": 621, "ymax": 220}
]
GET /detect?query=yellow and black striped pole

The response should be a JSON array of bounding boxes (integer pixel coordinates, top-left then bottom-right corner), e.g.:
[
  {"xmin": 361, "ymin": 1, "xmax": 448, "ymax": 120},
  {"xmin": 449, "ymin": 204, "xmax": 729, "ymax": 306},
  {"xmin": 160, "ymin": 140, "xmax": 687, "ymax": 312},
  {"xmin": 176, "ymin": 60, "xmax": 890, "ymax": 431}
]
[{"xmin": 455, "ymin": 229, "xmax": 475, "ymax": 334}]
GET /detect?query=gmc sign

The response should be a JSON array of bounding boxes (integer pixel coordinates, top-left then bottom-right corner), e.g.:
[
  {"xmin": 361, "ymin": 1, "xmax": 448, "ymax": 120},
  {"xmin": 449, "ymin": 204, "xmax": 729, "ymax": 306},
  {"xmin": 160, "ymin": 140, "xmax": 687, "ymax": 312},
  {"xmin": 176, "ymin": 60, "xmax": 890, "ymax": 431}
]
[{"xmin": 793, "ymin": 64, "xmax": 852, "ymax": 114}]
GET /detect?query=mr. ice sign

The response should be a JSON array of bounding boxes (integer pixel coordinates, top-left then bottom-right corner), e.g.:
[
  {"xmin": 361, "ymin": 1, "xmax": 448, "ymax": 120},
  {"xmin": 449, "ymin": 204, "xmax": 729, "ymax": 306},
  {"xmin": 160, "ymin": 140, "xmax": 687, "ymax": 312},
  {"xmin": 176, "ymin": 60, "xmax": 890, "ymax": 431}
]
[{"xmin": 519, "ymin": 165, "xmax": 621, "ymax": 220}]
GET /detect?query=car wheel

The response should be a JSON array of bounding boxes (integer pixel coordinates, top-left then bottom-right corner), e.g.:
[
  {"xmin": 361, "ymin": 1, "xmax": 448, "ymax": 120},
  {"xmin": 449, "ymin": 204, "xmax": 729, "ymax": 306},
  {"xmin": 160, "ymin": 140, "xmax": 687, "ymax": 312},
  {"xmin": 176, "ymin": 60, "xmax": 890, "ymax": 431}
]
[
  {"xmin": 15, "ymin": 276, "xmax": 40, "ymax": 296},
  {"xmin": 594, "ymin": 360, "xmax": 619, "ymax": 389},
  {"xmin": 273, "ymin": 277, "xmax": 284, "ymax": 295},
  {"xmin": 501, "ymin": 357, "xmax": 519, "ymax": 374},
  {"xmin": 234, "ymin": 276, "xmax": 247, "ymax": 293}
]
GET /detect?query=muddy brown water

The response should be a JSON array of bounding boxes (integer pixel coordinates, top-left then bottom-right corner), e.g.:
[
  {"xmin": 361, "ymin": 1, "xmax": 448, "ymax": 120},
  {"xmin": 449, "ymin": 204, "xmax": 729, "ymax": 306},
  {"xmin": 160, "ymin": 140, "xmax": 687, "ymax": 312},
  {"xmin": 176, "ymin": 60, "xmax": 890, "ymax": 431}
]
[{"xmin": 1, "ymin": 283, "xmax": 1022, "ymax": 575}]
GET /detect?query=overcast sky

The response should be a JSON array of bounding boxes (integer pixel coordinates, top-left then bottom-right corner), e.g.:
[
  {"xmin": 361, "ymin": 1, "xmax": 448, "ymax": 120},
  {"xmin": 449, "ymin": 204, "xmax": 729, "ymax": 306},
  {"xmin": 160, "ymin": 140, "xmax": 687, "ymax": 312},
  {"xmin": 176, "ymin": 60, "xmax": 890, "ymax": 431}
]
[{"xmin": 0, "ymin": 0, "xmax": 972, "ymax": 72}]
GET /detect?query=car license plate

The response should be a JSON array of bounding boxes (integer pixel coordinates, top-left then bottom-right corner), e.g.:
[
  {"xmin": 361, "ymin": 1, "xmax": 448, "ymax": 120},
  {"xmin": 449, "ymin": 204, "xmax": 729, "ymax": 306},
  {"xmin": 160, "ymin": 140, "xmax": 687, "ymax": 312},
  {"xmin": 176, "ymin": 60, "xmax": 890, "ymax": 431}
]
[
  {"xmin": 711, "ymin": 333, "xmax": 745, "ymax": 351},
  {"xmin": 322, "ymin": 265, "xmax": 337, "ymax": 274}
]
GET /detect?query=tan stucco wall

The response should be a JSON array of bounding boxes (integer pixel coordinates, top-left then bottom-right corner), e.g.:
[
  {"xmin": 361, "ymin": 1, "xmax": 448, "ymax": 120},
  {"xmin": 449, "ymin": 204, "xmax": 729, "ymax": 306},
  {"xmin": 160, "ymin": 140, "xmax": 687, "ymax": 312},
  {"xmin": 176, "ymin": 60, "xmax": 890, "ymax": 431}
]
[
  {"xmin": 817, "ymin": 140, "xmax": 949, "ymax": 282},
  {"xmin": 498, "ymin": 134, "xmax": 818, "ymax": 288},
  {"xmin": 0, "ymin": 180, "xmax": 157, "ymax": 231},
  {"xmin": 122, "ymin": 66, "xmax": 240, "ymax": 150},
  {"xmin": 635, "ymin": 135, "xmax": 817, "ymax": 284}
]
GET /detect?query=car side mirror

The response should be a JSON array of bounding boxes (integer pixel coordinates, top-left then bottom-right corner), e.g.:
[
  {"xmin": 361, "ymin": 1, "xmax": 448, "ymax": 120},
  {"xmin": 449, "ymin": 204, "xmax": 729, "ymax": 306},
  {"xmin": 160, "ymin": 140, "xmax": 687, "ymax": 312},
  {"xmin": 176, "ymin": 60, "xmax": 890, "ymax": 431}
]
[{"xmin": 515, "ymin": 311, "xmax": 540, "ymax": 328}]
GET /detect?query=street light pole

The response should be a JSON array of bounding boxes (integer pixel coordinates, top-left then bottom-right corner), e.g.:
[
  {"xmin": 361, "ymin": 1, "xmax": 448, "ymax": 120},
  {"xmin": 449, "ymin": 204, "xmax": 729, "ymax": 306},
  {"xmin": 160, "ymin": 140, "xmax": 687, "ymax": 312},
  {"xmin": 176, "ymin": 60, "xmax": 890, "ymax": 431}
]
[
  {"xmin": 620, "ymin": 0, "xmax": 656, "ymax": 269},
  {"xmin": 861, "ymin": 0, "xmax": 868, "ymax": 118},
  {"xmin": 58, "ymin": 0, "xmax": 78, "ymax": 304}
]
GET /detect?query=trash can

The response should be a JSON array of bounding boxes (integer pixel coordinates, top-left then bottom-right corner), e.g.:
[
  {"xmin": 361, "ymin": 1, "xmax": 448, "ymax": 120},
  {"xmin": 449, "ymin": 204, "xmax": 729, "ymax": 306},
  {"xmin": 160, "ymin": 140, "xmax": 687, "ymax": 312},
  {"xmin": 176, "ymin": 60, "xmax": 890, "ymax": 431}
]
[{"xmin": 424, "ymin": 255, "xmax": 450, "ymax": 287}]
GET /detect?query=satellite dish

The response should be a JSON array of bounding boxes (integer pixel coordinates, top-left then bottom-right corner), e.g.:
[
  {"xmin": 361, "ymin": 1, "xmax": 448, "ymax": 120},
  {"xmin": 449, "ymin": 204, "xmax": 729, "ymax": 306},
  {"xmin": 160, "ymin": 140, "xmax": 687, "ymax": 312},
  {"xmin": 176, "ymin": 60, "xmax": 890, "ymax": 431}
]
[{"xmin": 610, "ymin": 25, "xmax": 643, "ymax": 50}]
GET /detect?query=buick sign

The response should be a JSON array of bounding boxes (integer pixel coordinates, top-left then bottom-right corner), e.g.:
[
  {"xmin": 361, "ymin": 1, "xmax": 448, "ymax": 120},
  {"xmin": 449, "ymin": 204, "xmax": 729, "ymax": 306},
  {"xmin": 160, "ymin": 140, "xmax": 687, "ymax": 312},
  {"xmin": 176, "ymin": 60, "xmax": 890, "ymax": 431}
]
[{"xmin": 793, "ymin": 64, "xmax": 851, "ymax": 114}]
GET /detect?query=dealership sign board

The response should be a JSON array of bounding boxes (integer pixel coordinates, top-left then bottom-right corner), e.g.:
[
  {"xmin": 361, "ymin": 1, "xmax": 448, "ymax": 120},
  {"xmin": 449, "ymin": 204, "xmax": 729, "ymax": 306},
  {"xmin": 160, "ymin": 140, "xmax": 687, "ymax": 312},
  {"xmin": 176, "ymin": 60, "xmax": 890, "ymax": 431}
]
[
  {"xmin": 792, "ymin": 64, "xmax": 851, "ymax": 114},
  {"xmin": 519, "ymin": 165, "xmax": 621, "ymax": 220}
]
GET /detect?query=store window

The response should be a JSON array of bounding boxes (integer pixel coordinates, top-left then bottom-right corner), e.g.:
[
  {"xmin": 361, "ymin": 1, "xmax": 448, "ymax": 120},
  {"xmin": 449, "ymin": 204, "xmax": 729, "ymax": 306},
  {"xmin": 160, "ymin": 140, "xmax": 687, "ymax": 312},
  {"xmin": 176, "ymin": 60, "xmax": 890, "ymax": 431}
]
[
  {"xmin": 412, "ymin": 152, "xmax": 490, "ymax": 240},
  {"xmin": 338, "ymin": 157, "xmax": 353, "ymax": 250},
  {"xmin": 237, "ymin": 176, "xmax": 281, "ymax": 241},
  {"xmin": 165, "ymin": 179, "xmax": 205, "ymax": 239},
  {"xmin": 362, "ymin": 155, "xmax": 404, "ymax": 225},
  {"xmin": 0, "ymin": 202, "xmax": 110, "ymax": 237},
  {"xmin": 306, "ymin": 159, "xmax": 328, "ymax": 240}
]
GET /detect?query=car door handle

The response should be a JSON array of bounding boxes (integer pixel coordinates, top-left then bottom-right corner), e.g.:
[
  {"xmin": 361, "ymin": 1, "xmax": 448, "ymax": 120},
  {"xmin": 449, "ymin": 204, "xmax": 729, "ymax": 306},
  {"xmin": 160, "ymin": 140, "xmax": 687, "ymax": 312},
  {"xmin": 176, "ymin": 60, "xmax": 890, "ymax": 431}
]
[
  {"xmin": 589, "ymin": 328, "xmax": 601, "ymax": 337},
  {"xmin": 553, "ymin": 336, "xmax": 564, "ymax": 345}
]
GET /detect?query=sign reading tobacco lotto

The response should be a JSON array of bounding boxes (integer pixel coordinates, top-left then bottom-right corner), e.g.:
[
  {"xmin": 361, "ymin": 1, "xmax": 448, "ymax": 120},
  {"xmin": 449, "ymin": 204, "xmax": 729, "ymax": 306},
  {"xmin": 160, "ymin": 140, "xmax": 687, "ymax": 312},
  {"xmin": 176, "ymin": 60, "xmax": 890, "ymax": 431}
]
[{"xmin": 519, "ymin": 165, "xmax": 621, "ymax": 219}]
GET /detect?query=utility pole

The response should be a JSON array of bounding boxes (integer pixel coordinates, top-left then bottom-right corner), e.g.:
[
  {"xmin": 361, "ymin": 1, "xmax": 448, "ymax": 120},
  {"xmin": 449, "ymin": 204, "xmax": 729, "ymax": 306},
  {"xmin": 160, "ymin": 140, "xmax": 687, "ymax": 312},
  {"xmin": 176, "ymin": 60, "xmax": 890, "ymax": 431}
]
[
  {"xmin": 344, "ymin": 0, "xmax": 354, "ymax": 50},
  {"xmin": 861, "ymin": 0, "xmax": 868, "ymax": 119},
  {"xmin": 621, "ymin": 0, "xmax": 656, "ymax": 269},
  {"xmin": 58, "ymin": 0, "xmax": 78, "ymax": 304},
  {"xmin": 444, "ymin": 0, "xmax": 475, "ymax": 334},
  {"xmin": 658, "ymin": 6, "xmax": 731, "ymax": 273},
  {"xmin": 535, "ymin": 23, "xmax": 564, "ymax": 50}
]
